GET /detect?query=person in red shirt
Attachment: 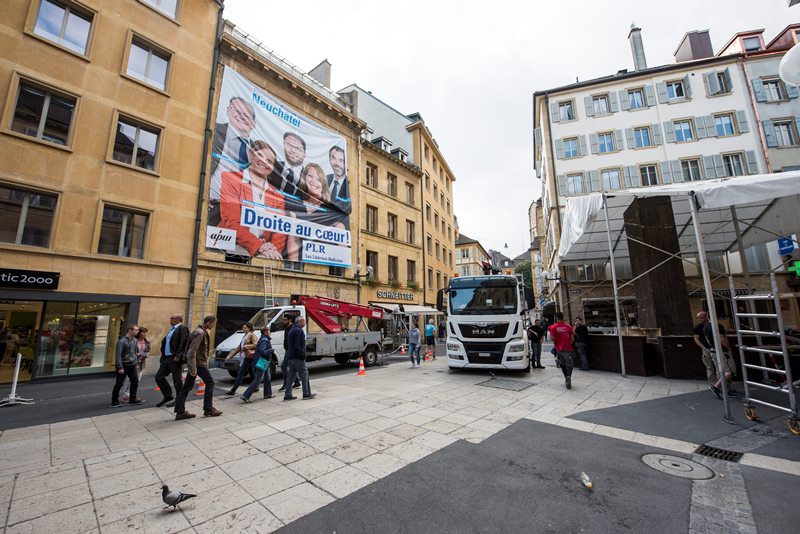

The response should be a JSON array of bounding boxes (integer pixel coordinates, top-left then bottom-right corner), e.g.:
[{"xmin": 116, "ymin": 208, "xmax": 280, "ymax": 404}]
[{"xmin": 548, "ymin": 312, "xmax": 575, "ymax": 389}]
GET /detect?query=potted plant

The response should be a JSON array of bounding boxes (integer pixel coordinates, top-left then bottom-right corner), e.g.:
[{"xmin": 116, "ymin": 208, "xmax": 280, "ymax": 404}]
[{"xmin": 407, "ymin": 280, "xmax": 419, "ymax": 290}]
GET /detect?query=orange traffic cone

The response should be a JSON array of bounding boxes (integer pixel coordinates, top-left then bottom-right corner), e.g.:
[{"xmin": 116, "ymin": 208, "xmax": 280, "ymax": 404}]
[
  {"xmin": 400, "ymin": 344, "xmax": 406, "ymax": 355},
  {"xmin": 357, "ymin": 356, "xmax": 366, "ymax": 376},
  {"xmin": 195, "ymin": 379, "xmax": 206, "ymax": 396},
  {"xmin": 424, "ymin": 349, "xmax": 431, "ymax": 362}
]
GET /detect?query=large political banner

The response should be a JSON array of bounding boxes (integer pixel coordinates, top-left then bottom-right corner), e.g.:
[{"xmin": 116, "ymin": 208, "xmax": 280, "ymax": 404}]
[{"xmin": 206, "ymin": 66, "xmax": 352, "ymax": 267}]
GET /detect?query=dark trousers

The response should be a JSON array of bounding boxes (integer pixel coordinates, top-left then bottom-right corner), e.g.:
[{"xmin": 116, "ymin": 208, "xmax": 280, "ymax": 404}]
[
  {"xmin": 281, "ymin": 357, "xmax": 300, "ymax": 390},
  {"xmin": 174, "ymin": 366, "xmax": 215, "ymax": 413},
  {"xmin": 575, "ymin": 342, "xmax": 589, "ymax": 369},
  {"xmin": 531, "ymin": 343, "xmax": 542, "ymax": 366},
  {"xmin": 556, "ymin": 350, "xmax": 574, "ymax": 378},
  {"xmin": 112, "ymin": 365, "xmax": 139, "ymax": 403},
  {"xmin": 228, "ymin": 358, "xmax": 254, "ymax": 394},
  {"xmin": 243, "ymin": 360, "xmax": 272, "ymax": 400},
  {"xmin": 285, "ymin": 359, "xmax": 311, "ymax": 398},
  {"xmin": 154, "ymin": 359, "xmax": 183, "ymax": 399}
]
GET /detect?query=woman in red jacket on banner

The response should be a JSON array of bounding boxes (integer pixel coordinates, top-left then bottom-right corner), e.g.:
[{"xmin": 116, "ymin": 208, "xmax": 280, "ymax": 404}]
[{"xmin": 219, "ymin": 140, "xmax": 287, "ymax": 259}]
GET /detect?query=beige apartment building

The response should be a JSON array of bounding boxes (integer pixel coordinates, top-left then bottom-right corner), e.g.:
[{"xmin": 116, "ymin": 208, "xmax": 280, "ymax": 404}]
[
  {"xmin": 0, "ymin": 0, "xmax": 219, "ymax": 383},
  {"xmin": 360, "ymin": 140, "xmax": 425, "ymax": 306},
  {"xmin": 455, "ymin": 234, "xmax": 490, "ymax": 277}
]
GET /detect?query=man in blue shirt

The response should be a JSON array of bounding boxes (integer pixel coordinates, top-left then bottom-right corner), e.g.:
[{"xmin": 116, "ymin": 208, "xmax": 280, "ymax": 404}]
[
  {"xmin": 424, "ymin": 319, "xmax": 437, "ymax": 360},
  {"xmin": 155, "ymin": 313, "xmax": 190, "ymax": 407}
]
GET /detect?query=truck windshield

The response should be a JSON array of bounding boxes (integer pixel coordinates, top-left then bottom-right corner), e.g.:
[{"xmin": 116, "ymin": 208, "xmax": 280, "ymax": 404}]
[
  {"xmin": 247, "ymin": 308, "xmax": 282, "ymax": 329},
  {"xmin": 449, "ymin": 281, "xmax": 518, "ymax": 315}
]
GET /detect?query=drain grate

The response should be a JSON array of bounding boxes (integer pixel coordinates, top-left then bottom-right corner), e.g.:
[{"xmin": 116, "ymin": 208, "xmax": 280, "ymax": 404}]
[
  {"xmin": 477, "ymin": 378, "xmax": 534, "ymax": 391},
  {"xmin": 694, "ymin": 444, "xmax": 744, "ymax": 463}
]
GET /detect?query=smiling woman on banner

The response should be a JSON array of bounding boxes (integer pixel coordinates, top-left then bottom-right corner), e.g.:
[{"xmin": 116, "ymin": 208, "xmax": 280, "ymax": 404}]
[
  {"xmin": 285, "ymin": 163, "xmax": 347, "ymax": 260},
  {"xmin": 219, "ymin": 140, "xmax": 288, "ymax": 259}
]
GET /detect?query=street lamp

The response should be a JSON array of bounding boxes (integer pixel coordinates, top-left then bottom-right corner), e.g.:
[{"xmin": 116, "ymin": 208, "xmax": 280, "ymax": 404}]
[{"xmin": 354, "ymin": 264, "xmax": 373, "ymax": 303}]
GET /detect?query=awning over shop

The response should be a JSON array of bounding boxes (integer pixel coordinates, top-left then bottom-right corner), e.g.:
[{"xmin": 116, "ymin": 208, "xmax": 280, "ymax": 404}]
[
  {"xmin": 371, "ymin": 303, "xmax": 444, "ymax": 316},
  {"xmin": 558, "ymin": 172, "xmax": 800, "ymax": 266}
]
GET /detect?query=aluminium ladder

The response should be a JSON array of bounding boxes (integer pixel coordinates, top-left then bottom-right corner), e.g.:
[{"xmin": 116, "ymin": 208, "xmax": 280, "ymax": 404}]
[{"xmin": 729, "ymin": 273, "xmax": 800, "ymax": 434}]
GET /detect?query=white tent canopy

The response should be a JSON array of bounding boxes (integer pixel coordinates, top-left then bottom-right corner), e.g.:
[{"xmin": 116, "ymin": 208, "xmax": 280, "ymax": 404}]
[{"xmin": 558, "ymin": 172, "xmax": 800, "ymax": 266}]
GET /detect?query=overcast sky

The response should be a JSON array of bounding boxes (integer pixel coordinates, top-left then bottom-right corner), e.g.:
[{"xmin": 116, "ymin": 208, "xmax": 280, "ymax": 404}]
[{"xmin": 224, "ymin": 0, "xmax": 794, "ymax": 259}]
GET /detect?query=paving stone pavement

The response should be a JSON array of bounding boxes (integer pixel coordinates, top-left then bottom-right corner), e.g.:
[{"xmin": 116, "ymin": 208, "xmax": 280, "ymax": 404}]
[{"xmin": 0, "ymin": 358, "xmax": 797, "ymax": 533}]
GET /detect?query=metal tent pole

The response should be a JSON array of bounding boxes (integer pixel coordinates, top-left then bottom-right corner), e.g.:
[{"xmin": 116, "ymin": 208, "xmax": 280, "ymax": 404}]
[
  {"xmin": 602, "ymin": 194, "xmax": 626, "ymax": 378},
  {"xmin": 689, "ymin": 192, "xmax": 734, "ymax": 424},
  {"xmin": 0, "ymin": 354, "xmax": 34, "ymax": 407}
]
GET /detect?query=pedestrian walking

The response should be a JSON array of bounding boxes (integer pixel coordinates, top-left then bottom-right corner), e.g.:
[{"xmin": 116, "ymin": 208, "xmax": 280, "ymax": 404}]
[
  {"xmin": 408, "ymin": 323, "xmax": 421, "ymax": 368},
  {"xmin": 224, "ymin": 322, "xmax": 258, "ymax": 397},
  {"xmin": 528, "ymin": 319, "xmax": 545, "ymax": 369},
  {"xmin": 693, "ymin": 311, "xmax": 737, "ymax": 399},
  {"xmin": 424, "ymin": 319, "xmax": 436, "ymax": 359},
  {"xmin": 241, "ymin": 326, "xmax": 275, "ymax": 402},
  {"xmin": 111, "ymin": 325, "xmax": 143, "ymax": 407},
  {"xmin": 174, "ymin": 315, "xmax": 222, "ymax": 420},
  {"xmin": 284, "ymin": 317, "xmax": 315, "ymax": 400},
  {"xmin": 279, "ymin": 315, "xmax": 301, "ymax": 392},
  {"xmin": 155, "ymin": 313, "xmax": 190, "ymax": 408},
  {"xmin": 123, "ymin": 327, "xmax": 151, "ymax": 402},
  {"xmin": 548, "ymin": 312, "xmax": 575, "ymax": 390},
  {"xmin": 573, "ymin": 318, "xmax": 590, "ymax": 371}
]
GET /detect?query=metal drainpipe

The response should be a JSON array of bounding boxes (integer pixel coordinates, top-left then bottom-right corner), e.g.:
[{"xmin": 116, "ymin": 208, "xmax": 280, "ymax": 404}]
[
  {"xmin": 739, "ymin": 57, "xmax": 773, "ymax": 173},
  {"xmin": 356, "ymin": 135, "xmax": 364, "ymax": 303},
  {"xmin": 187, "ymin": 0, "xmax": 225, "ymax": 326}
]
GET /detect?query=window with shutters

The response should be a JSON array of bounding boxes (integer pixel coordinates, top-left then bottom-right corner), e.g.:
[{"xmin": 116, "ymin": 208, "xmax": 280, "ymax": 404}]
[
  {"xmin": 387, "ymin": 213, "xmax": 397, "ymax": 239},
  {"xmin": 405, "ymin": 182, "xmax": 415, "ymax": 205},
  {"xmin": 601, "ymin": 169, "xmax": 622, "ymax": 190},
  {"xmin": 406, "ymin": 219, "xmax": 415, "ymax": 244},
  {"xmin": 762, "ymin": 79, "xmax": 784, "ymax": 101},
  {"xmin": 716, "ymin": 72, "xmax": 730, "ymax": 94},
  {"xmin": 681, "ymin": 159, "xmax": 703, "ymax": 181},
  {"xmin": 563, "ymin": 137, "xmax": 579, "ymax": 158},
  {"xmin": 566, "ymin": 174, "xmax": 584, "ymax": 195},
  {"xmin": 634, "ymin": 127, "xmax": 651, "ymax": 148},
  {"xmin": 674, "ymin": 119, "xmax": 694, "ymax": 142},
  {"xmin": 722, "ymin": 153, "xmax": 745, "ymax": 177},
  {"xmin": 666, "ymin": 80, "xmax": 685, "ymax": 100},
  {"xmin": 10, "ymin": 79, "xmax": 77, "ymax": 147},
  {"xmin": 558, "ymin": 100, "xmax": 575, "ymax": 121},
  {"xmin": 714, "ymin": 113, "xmax": 735, "ymax": 137},
  {"xmin": 365, "ymin": 205, "xmax": 378, "ymax": 233},
  {"xmin": 598, "ymin": 132, "xmax": 614, "ymax": 153},
  {"xmin": 628, "ymin": 89, "xmax": 645, "ymax": 110},
  {"xmin": 639, "ymin": 165, "xmax": 659, "ymax": 187},
  {"xmin": 366, "ymin": 162, "xmax": 378, "ymax": 187},
  {"xmin": 388, "ymin": 255, "xmax": 398, "ymax": 282},
  {"xmin": 774, "ymin": 120, "xmax": 797, "ymax": 146},
  {"xmin": 592, "ymin": 95, "xmax": 610, "ymax": 116},
  {"xmin": 387, "ymin": 173, "xmax": 397, "ymax": 196},
  {"xmin": 407, "ymin": 260, "xmax": 416, "ymax": 283}
]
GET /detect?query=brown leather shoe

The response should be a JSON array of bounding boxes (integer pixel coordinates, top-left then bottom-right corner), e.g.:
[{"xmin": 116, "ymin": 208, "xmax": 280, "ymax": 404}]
[
  {"xmin": 175, "ymin": 411, "xmax": 196, "ymax": 421},
  {"xmin": 203, "ymin": 407, "xmax": 223, "ymax": 417}
]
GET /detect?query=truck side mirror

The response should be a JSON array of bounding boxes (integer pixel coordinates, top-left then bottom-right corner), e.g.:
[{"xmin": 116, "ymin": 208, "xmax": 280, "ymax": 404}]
[
  {"xmin": 524, "ymin": 287, "xmax": 535, "ymax": 312},
  {"xmin": 436, "ymin": 289, "xmax": 444, "ymax": 312}
]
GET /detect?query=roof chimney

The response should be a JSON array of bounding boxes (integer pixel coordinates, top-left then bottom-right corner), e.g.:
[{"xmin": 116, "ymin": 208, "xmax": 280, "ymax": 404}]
[
  {"xmin": 674, "ymin": 30, "xmax": 714, "ymax": 62},
  {"xmin": 628, "ymin": 23, "xmax": 647, "ymax": 71},
  {"xmin": 308, "ymin": 59, "xmax": 331, "ymax": 88}
]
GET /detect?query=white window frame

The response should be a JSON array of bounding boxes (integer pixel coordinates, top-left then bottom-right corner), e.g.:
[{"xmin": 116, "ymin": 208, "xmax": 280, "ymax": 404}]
[
  {"xmin": 681, "ymin": 159, "xmax": 703, "ymax": 181},
  {"xmin": 674, "ymin": 119, "xmax": 694, "ymax": 142},
  {"xmin": 666, "ymin": 80, "xmax": 685, "ymax": 100},
  {"xmin": 597, "ymin": 132, "xmax": 615, "ymax": 153},
  {"xmin": 628, "ymin": 88, "xmax": 645, "ymax": 110},
  {"xmin": 592, "ymin": 95, "xmax": 610, "ymax": 116},
  {"xmin": 722, "ymin": 153, "xmax": 745, "ymax": 177},
  {"xmin": 634, "ymin": 126, "xmax": 651, "ymax": 148},
  {"xmin": 639, "ymin": 165, "xmax": 659, "ymax": 187},
  {"xmin": 558, "ymin": 100, "xmax": 575, "ymax": 121},
  {"xmin": 563, "ymin": 137, "xmax": 579, "ymax": 158},
  {"xmin": 601, "ymin": 168, "xmax": 622, "ymax": 190}
]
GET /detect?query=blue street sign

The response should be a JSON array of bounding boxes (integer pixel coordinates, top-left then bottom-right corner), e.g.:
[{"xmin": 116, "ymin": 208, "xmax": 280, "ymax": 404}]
[
  {"xmin": 778, "ymin": 237, "xmax": 795, "ymax": 256},
  {"xmin": 539, "ymin": 297, "xmax": 546, "ymax": 307}
]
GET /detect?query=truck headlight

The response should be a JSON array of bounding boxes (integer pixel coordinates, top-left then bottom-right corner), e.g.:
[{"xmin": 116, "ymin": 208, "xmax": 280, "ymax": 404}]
[
  {"xmin": 508, "ymin": 342, "xmax": 525, "ymax": 353},
  {"xmin": 447, "ymin": 342, "xmax": 461, "ymax": 352}
]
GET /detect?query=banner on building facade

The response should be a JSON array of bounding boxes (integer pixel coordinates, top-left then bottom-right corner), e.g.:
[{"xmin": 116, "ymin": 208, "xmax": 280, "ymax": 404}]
[{"xmin": 207, "ymin": 66, "xmax": 352, "ymax": 267}]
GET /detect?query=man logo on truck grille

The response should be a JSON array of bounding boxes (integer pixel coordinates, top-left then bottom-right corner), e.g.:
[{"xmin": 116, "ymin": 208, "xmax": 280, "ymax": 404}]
[{"xmin": 471, "ymin": 327, "xmax": 496, "ymax": 335}]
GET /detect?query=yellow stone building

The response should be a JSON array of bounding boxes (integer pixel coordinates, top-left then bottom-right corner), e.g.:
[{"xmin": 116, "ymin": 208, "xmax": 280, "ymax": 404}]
[{"xmin": 0, "ymin": 0, "xmax": 219, "ymax": 383}]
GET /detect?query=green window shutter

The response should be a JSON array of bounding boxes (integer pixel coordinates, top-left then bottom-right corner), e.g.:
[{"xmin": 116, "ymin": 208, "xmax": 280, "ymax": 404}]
[
  {"xmin": 736, "ymin": 111, "xmax": 749, "ymax": 133},
  {"xmin": 745, "ymin": 150, "xmax": 759, "ymax": 174},
  {"xmin": 656, "ymin": 82, "xmax": 668, "ymax": 104},
  {"xmin": 786, "ymin": 83, "xmax": 800, "ymax": 99},
  {"xmin": 671, "ymin": 160, "xmax": 684, "ymax": 182},
  {"xmin": 703, "ymin": 156, "xmax": 716, "ymax": 179},
  {"xmin": 584, "ymin": 96, "xmax": 594, "ymax": 117},
  {"xmin": 645, "ymin": 85, "xmax": 656, "ymax": 106},
  {"xmin": 590, "ymin": 133, "xmax": 599, "ymax": 154},
  {"xmin": 625, "ymin": 128, "xmax": 635, "ymax": 149},
  {"xmin": 762, "ymin": 120, "xmax": 778, "ymax": 147},
  {"xmin": 626, "ymin": 166, "xmax": 640, "ymax": 187},
  {"xmin": 557, "ymin": 175, "xmax": 567, "ymax": 196},
  {"xmin": 589, "ymin": 170, "xmax": 600, "ymax": 192},
  {"xmin": 620, "ymin": 90, "xmax": 630, "ymax": 111},
  {"xmin": 704, "ymin": 71, "xmax": 720, "ymax": 96},
  {"xmin": 550, "ymin": 103, "xmax": 560, "ymax": 123},
  {"xmin": 614, "ymin": 129, "xmax": 624, "ymax": 151},
  {"xmin": 683, "ymin": 75, "xmax": 692, "ymax": 98},
  {"xmin": 752, "ymin": 79, "xmax": 766, "ymax": 102},
  {"xmin": 651, "ymin": 123, "xmax": 663, "ymax": 145},
  {"xmin": 660, "ymin": 161, "xmax": 673, "ymax": 184},
  {"xmin": 609, "ymin": 92, "xmax": 619, "ymax": 113},
  {"xmin": 663, "ymin": 121, "xmax": 676, "ymax": 143},
  {"xmin": 555, "ymin": 139, "xmax": 564, "ymax": 159},
  {"xmin": 695, "ymin": 116, "xmax": 708, "ymax": 139},
  {"xmin": 578, "ymin": 135, "xmax": 587, "ymax": 157},
  {"xmin": 713, "ymin": 155, "xmax": 725, "ymax": 177}
]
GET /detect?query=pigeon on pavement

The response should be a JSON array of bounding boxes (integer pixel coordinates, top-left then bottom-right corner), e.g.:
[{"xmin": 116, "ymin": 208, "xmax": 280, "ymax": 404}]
[{"xmin": 161, "ymin": 485, "xmax": 196, "ymax": 509}]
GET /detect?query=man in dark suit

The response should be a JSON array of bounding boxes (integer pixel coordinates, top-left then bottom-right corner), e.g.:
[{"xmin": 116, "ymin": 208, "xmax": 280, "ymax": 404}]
[
  {"xmin": 269, "ymin": 132, "xmax": 307, "ymax": 198},
  {"xmin": 326, "ymin": 145, "xmax": 351, "ymax": 227},
  {"xmin": 283, "ymin": 317, "xmax": 315, "ymax": 401},
  {"xmin": 154, "ymin": 313, "xmax": 190, "ymax": 407},
  {"xmin": 208, "ymin": 97, "xmax": 257, "ymax": 225}
]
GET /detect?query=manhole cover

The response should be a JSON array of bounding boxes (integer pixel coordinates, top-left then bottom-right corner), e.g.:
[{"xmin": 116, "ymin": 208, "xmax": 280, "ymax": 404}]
[
  {"xmin": 641, "ymin": 454, "xmax": 715, "ymax": 480},
  {"xmin": 477, "ymin": 378, "xmax": 534, "ymax": 391}
]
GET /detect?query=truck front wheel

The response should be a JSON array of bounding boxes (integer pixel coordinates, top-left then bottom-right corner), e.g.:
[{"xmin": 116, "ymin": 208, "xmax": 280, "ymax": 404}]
[{"xmin": 362, "ymin": 347, "xmax": 379, "ymax": 367}]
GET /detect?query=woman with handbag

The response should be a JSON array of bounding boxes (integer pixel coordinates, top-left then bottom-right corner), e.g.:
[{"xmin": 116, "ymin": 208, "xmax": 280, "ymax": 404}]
[
  {"xmin": 241, "ymin": 326, "xmax": 275, "ymax": 402},
  {"xmin": 224, "ymin": 322, "xmax": 258, "ymax": 397}
]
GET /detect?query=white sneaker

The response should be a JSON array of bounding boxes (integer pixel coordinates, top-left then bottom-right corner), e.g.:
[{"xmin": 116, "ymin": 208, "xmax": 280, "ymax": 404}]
[{"xmin": 410, "ymin": 364, "xmax": 415, "ymax": 368}]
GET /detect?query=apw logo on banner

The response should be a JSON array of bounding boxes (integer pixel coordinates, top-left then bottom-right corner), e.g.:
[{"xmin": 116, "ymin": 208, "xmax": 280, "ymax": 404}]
[{"xmin": 206, "ymin": 226, "xmax": 236, "ymax": 251}]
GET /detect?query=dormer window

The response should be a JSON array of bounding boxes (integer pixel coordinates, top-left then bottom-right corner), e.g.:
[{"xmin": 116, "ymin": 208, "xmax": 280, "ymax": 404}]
[
  {"xmin": 390, "ymin": 147, "xmax": 408, "ymax": 162},
  {"xmin": 742, "ymin": 36, "xmax": 761, "ymax": 52},
  {"xmin": 371, "ymin": 136, "xmax": 392, "ymax": 151}
]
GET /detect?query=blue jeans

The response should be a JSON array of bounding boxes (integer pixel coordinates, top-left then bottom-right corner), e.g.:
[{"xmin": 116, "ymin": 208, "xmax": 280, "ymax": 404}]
[
  {"xmin": 242, "ymin": 360, "xmax": 272, "ymax": 400},
  {"xmin": 531, "ymin": 343, "xmax": 542, "ymax": 366},
  {"xmin": 285, "ymin": 359, "xmax": 311, "ymax": 398},
  {"xmin": 409, "ymin": 343, "xmax": 418, "ymax": 365},
  {"xmin": 228, "ymin": 357, "xmax": 254, "ymax": 394}
]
